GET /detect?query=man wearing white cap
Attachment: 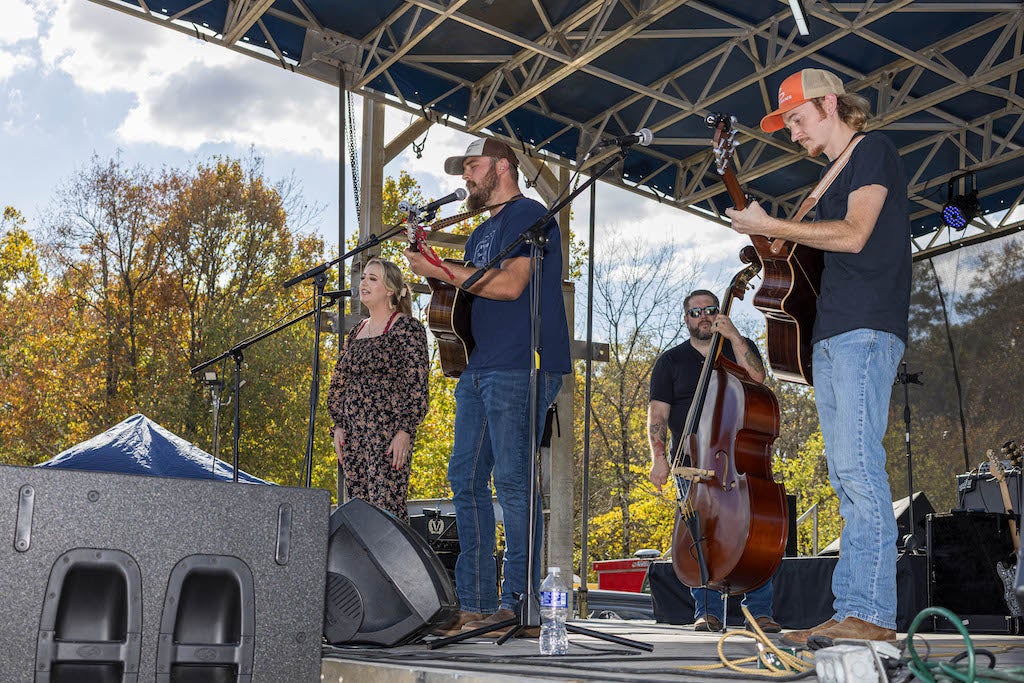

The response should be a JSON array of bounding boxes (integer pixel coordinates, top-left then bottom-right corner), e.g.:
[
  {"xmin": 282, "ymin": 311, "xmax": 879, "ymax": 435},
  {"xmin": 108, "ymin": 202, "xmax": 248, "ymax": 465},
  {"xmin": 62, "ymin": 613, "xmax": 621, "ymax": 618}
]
[
  {"xmin": 405, "ymin": 138, "xmax": 570, "ymax": 637},
  {"xmin": 726, "ymin": 68, "xmax": 911, "ymax": 646}
]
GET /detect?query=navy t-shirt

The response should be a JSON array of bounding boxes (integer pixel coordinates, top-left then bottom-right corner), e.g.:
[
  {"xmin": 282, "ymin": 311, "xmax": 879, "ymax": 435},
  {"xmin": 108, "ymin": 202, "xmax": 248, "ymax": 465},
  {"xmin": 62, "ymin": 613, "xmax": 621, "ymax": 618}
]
[
  {"xmin": 649, "ymin": 338, "xmax": 760, "ymax": 457},
  {"xmin": 812, "ymin": 131, "xmax": 911, "ymax": 344},
  {"xmin": 463, "ymin": 197, "xmax": 571, "ymax": 374}
]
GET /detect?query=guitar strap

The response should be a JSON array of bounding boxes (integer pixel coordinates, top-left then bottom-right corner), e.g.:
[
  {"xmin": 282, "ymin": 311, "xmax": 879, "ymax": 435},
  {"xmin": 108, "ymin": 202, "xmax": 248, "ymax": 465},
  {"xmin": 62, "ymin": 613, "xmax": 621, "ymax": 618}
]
[
  {"xmin": 793, "ymin": 134, "xmax": 865, "ymax": 222},
  {"xmin": 410, "ymin": 195, "xmax": 525, "ymax": 279},
  {"xmin": 766, "ymin": 135, "xmax": 865, "ymax": 257}
]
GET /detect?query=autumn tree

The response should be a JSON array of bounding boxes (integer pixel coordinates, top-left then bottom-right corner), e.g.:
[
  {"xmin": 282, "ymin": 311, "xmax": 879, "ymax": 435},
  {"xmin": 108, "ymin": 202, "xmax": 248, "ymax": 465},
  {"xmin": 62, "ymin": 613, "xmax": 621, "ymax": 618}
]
[{"xmin": 575, "ymin": 234, "xmax": 708, "ymax": 559}]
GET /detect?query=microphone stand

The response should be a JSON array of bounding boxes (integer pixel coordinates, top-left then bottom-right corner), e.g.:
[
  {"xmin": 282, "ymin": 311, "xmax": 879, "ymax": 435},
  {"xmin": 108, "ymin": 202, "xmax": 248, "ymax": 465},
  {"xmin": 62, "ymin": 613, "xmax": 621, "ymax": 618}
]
[
  {"xmin": 190, "ymin": 288, "xmax": 351, "ymax": 482},
  {"xmin": 430, "ymin": 144, "xmax": 651, "ymax": 652},
  {"xmin": 894, "ymin": 361, "xmax": 924, "ymax": 552}
]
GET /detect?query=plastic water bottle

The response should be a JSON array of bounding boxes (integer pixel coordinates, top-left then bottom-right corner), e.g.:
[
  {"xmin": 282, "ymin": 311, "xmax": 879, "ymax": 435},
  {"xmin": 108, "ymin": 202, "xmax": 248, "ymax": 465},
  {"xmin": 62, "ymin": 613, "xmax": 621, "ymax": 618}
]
[{"xmin": 539, "ymin": 566, "xmax": 569, "ymax": 655}]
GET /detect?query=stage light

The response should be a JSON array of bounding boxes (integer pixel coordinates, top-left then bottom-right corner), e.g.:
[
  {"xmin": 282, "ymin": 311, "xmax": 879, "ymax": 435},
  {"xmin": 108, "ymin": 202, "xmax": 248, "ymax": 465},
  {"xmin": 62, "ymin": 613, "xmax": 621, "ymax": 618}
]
[
  {"xmin": 942, "ymin": 172, "xmax": 980, "ymax": 230},
  {"xmin": 789, "ymin": 0, "xmax": 810, "ymax": 36}
]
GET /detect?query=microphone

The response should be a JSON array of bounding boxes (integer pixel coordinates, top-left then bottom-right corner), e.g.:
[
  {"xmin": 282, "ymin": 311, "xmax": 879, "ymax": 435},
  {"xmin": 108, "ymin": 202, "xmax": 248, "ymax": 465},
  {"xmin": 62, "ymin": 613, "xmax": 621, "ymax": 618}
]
[
  {"xmin": 399, "ymin": 188, "xmax": 468, "ymax": 216},
  {"xmin": 596, "ymin": 128, "xmax": 653, "ymax": 149}
]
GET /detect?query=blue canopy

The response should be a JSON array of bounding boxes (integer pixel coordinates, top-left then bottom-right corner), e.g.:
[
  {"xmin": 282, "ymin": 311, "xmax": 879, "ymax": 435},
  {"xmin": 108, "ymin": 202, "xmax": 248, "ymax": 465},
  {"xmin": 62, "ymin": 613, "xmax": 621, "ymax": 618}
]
[{"xmin": 36, "ymin": 413, "xmax": 271, "ymax": 484}]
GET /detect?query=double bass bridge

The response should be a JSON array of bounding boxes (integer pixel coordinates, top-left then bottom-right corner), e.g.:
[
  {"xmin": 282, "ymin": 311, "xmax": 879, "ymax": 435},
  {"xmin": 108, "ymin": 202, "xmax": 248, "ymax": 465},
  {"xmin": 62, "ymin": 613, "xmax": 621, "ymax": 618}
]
[{"xmin": 671, "ymin": 466, "xmax": 713, "ymax": 482}]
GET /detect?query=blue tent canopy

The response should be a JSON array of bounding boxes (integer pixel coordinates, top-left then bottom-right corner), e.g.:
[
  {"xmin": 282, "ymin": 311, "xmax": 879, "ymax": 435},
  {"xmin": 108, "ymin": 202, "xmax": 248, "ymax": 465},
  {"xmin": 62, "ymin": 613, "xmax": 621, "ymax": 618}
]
[{"xmin": 36, "ymin": 413, "xmax": 272, "ymax": 484}]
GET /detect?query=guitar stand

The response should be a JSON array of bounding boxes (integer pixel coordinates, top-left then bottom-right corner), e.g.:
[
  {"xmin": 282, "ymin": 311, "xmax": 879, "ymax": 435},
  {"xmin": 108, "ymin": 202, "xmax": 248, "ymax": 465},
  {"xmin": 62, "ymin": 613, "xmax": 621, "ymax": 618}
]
[{"xmin": 427, "ymin": 597, "xmax": 654, "ymax": 650}]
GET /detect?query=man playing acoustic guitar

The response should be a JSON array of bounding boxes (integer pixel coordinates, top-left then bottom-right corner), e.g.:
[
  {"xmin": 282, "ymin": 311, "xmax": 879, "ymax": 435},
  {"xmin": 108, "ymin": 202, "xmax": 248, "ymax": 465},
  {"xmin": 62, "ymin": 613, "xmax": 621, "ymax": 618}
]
[
  {"xmin": 405, "ymin": 138, "xmax": 570, "ymax": 637},
  {"xmin": 726, "ymin": 68, "xmax": 911, "ymax": 645}
]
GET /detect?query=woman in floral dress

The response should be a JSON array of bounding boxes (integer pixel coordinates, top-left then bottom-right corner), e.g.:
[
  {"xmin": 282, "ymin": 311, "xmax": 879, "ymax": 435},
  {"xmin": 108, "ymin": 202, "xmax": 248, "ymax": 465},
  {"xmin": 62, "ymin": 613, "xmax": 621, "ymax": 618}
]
[{"xmin": 327, "ymin": 258, "xmax": 429, "ymax": 522}]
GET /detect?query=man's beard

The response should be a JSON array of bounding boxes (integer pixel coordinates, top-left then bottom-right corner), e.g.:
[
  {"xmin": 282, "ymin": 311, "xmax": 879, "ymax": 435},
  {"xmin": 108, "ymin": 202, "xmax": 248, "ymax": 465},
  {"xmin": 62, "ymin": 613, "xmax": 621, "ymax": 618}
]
[
  {"xmin": 689, "ymin": 322, "xmax": 713, "ymax": 341},
  {"xmin": 804, "ymin": 142, "xmax": 826, "ymax": 157},
  {"xmin": 466, "ymin": 163, "xmax": 498, "ymax": 211}
]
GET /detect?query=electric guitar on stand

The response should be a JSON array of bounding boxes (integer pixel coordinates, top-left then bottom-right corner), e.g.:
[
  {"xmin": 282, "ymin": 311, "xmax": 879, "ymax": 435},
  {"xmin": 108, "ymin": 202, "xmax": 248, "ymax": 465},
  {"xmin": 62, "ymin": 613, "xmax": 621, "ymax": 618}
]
[{"xmin": 986, "ymin": 448, "xmax": 1022, "ymax": 617}]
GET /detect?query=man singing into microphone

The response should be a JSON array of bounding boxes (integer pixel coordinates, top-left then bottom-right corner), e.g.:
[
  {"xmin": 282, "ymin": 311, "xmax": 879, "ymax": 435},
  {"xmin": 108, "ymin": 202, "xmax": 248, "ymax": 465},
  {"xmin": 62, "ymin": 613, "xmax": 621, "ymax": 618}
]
[{"xmin": 405, "ymin": 138, "xmax": 570, "ymax": 637}]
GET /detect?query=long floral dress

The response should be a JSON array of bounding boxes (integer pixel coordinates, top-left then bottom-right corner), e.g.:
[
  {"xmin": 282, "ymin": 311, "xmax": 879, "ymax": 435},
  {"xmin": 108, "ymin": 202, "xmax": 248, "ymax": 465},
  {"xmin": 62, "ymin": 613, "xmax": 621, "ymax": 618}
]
[{"xmin": 326, "ymin": 314, "xmax": 429, "ymax": 522}]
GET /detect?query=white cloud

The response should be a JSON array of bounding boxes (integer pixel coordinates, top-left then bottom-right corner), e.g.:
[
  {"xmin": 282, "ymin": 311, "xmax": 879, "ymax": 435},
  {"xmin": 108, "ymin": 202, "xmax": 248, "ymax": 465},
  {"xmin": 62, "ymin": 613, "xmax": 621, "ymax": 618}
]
[
  {"xmin": 0, "ymin": 48, "xmax": 34, "ymax": 81},
  {"xmin": 117, "ymin": 62, "xmax": 339, "ymax": 156},
  {"xmin": 0, "ymin": 0, "xmax": 40, "ymax": 46},
  {"xmin": 37, "ymin": 0, "xmax": 340, "ymax": 157}
]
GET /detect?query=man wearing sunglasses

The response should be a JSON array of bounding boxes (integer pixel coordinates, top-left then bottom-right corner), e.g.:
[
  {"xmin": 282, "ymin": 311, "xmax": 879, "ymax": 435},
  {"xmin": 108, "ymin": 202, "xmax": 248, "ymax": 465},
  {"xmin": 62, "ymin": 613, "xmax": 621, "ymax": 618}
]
[
  {"xmin": 646, "ymin": 289, "xmax": 780, "ymax": 633},
  {"xmin": 725, "ymin": 69, "xmax": 910, "ymax": 646}
]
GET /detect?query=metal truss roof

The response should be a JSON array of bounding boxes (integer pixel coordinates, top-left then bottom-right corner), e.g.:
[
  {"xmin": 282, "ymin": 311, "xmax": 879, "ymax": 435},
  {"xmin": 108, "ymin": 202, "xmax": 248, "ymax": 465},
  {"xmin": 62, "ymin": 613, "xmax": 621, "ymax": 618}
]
[{"xmin": 91, "ymin": 0, "xmax": 1024, "ymax": 259}]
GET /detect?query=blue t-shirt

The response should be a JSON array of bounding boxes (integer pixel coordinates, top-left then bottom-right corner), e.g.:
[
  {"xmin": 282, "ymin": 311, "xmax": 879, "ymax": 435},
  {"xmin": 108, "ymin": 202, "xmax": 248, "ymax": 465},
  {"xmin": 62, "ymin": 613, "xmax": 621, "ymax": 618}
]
[
  {"xmin": 812, "ymin": 131, "xmax": 911, "ymax": 344},
  {"xmin": 463, "ymin": 197, "xmax": 571, "ymax": 374}
]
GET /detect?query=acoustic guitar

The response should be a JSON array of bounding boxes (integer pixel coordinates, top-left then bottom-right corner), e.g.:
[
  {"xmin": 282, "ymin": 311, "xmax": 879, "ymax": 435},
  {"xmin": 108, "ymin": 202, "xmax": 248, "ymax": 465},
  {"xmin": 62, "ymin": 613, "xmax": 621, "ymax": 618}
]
[
  {"xmin": 425, "ymin": 262, "xmax": 474, "ymax": 378},
  {"xmin": 707, "ymin": 113, "xmax": 824, "ymax": 386}
]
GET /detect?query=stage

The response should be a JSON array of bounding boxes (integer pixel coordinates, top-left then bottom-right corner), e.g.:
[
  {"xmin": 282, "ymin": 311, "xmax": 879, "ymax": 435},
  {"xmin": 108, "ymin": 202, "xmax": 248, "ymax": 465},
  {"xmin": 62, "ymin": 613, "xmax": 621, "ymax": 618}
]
[{"xmin": 320, "ymin": 618, "xmax": 1024, "ymax": 682}]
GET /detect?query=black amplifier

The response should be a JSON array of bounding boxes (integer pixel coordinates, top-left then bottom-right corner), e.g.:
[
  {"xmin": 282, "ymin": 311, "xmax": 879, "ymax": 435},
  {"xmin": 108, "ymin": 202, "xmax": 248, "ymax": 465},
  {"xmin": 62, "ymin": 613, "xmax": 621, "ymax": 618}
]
[
  {"xmin": 927, "ymin": 511, "xmax": 1019, "ymax": 633},
  {"xmin": 409, "ymin": 508, "xmax": 460, "ymax": 553},
  {"xmin": 957, "ymin": 465, "xmax": 1022, "ymax": 514}
]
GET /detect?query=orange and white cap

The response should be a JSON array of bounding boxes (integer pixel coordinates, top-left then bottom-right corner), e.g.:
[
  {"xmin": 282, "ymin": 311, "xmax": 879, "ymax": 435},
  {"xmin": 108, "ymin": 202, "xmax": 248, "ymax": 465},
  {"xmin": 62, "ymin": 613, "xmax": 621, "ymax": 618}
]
[{"xmin": 760, "ymin": 69, "xmax": 845, "ymax": 133}]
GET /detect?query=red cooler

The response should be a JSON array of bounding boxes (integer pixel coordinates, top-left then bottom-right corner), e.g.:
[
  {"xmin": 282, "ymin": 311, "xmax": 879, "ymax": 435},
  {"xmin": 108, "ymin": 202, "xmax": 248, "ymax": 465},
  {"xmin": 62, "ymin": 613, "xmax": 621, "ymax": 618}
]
[{"xmin": 591, "ymin": 557, "xmax": 653, "ymax": 592}]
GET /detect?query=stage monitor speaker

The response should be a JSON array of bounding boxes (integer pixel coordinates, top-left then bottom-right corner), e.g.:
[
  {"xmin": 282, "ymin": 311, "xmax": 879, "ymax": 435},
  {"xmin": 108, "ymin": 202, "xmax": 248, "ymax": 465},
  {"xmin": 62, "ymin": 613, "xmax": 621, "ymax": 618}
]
[
  {"xmin": 927, "ymin": 511, "xmax": 1017, "ymax": 620},
  {"xmin": 323, "ymin": 498, "xmax": 458, "ymax": 646},
  {"xmin": 894, "ymin": 491, "xmax": 934, "ymax": 551},
  {"xmin": 0, "ymin": 463, "xmax": 329, "ymax": 683}
]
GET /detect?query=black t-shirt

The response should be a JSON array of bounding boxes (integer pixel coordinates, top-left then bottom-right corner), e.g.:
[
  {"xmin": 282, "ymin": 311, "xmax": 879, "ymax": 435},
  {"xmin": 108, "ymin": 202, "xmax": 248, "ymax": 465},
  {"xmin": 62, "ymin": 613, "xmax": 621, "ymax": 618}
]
[
  {"xmin": 812, "ymin": 131, "xmax": 911, "ymax": 344},
  {"xmin": 649, "ymin": 338, "xmax": 761, "ymax": 457}
]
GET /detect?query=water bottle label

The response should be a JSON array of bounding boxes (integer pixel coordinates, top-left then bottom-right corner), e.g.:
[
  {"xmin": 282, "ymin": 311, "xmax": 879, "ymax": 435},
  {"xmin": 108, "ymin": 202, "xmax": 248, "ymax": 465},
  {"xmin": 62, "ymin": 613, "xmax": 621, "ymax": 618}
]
[{"xmin": 540, "ymin": 590, "xmax": 568, "ymax": 608}]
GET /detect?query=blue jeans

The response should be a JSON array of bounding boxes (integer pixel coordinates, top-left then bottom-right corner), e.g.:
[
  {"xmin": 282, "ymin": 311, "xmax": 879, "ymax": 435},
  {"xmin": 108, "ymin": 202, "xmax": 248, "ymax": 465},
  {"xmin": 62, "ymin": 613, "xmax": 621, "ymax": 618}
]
[
  {"xmin": 449, "ymin": 369, "xmax": 563, "ymax": 613},
  {"xmin": 692, "ymin": 581, "xmax": 774, "ymax": 621},
  {"xmin": 813, "ymin": 328, "xmax": 904, "ymax": 630}
]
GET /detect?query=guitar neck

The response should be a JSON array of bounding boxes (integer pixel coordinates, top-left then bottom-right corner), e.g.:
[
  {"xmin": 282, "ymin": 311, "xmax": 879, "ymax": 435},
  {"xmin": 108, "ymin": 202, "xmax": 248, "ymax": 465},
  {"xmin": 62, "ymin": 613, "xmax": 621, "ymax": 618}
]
[
  {"xmin": 721, "ymin": 166, "xmax": 781, "ymax": 254},
  {"xmin": 988, "ymin": 450, "xmax": 1021, "ymax": 552},
  {"xmin": 722, "ymin": 166, "xmax": 747, "ymax": 211},
  {"xmin": 998, "ymin": 478, "xmax": 1021, "ymax": 552}
]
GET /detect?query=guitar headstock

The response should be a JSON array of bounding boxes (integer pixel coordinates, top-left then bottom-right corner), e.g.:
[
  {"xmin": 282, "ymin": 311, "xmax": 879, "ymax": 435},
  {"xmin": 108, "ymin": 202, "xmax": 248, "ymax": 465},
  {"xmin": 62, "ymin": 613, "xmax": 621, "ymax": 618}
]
[
  {"xmin": 987, "ymin": 448, "xmax": 1008, "ymax": 483},
  {"xmin": 1002, "ymin": 440, "xmax": 1023, "ymax": 469},
  {"xmin": 706, "ymin": 113, "xmax": 740, "ymax": 177}
]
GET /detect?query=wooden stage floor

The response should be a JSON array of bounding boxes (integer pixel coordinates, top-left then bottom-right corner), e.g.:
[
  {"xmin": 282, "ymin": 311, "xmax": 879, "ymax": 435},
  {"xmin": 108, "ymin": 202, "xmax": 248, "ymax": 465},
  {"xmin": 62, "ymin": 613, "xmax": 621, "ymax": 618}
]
[{"xmin": 320, "ymin": 618, "xmax": 1024, "ymax": 682}]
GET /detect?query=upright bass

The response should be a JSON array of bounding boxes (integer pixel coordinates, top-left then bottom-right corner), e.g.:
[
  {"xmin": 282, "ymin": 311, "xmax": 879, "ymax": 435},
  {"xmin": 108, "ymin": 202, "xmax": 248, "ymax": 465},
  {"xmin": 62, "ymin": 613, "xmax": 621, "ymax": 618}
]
[{"xmin": 670, "ymin": 249, "xmax": 788, "ymax": 596}]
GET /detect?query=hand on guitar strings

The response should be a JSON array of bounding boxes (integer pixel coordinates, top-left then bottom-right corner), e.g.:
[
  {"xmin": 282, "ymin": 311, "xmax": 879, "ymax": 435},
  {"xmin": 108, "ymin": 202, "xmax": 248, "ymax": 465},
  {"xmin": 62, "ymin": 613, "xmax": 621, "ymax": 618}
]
[{"xmin": 725, "ymin": 201, "xmax": 771, "ymax": 236}]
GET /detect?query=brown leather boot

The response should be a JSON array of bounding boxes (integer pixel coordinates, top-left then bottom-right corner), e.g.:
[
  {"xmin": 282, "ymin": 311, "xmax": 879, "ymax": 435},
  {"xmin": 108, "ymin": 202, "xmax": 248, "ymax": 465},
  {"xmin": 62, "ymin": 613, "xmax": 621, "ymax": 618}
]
[
  {"xmin": 750, "ymin": 616, "xmax": 782, "ymax": 634},
  {"xmin": 430, "ymin": 610, "xmax": 485, "ymax": 637},
  {"xmin": 779, "ymin": 617, "xmax": 839, "ymax": 647},
  {"xmin": 462, "ymin": 608, "xmax": 541, "ymax": 638},
  {"xmin": 814, "ymin": 617, "xmax": 897, "ymax": 643},
  {"xmin": 693, "ymin": 614, "xmax": 723, "ymax": 632}
]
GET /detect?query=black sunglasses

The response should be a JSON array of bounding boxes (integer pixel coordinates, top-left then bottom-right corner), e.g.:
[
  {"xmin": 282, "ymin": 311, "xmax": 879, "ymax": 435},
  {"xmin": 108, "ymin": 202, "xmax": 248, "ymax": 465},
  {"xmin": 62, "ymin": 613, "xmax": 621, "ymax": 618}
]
[{"xmin": 686, "ymin": 305, "xmax": 719, "ymax": 319}]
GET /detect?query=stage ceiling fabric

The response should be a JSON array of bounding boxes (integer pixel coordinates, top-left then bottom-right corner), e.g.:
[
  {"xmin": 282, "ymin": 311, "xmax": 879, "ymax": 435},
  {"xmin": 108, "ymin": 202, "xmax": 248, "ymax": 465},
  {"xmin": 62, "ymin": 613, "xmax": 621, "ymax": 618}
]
[{"xmin": 90, "ymin": 0, "xmax": 1024, "ymax": 259}]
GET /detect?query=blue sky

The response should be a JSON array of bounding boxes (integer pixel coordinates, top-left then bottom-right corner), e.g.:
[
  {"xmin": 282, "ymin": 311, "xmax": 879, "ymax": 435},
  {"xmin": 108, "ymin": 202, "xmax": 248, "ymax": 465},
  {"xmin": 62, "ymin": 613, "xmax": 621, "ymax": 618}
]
[{"xmin": 2, "ymin": 0, "xmax": 760, "ymax": 329}]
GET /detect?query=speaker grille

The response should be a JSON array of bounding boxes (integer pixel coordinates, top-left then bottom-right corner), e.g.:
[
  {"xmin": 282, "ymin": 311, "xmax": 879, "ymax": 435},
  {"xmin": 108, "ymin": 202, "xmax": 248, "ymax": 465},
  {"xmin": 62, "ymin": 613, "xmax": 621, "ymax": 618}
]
[{"xmin": 323, "ymin": 573, "xmax": 363, "ymax": 644}]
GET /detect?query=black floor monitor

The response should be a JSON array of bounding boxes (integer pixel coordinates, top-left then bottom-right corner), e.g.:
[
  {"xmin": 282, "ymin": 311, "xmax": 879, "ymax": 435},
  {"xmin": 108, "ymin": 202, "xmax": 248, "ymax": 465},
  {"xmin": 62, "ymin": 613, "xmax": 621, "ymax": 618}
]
[{"xmin": 324, "ymin": 498, "xmax": 459, "ymax": 646}]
